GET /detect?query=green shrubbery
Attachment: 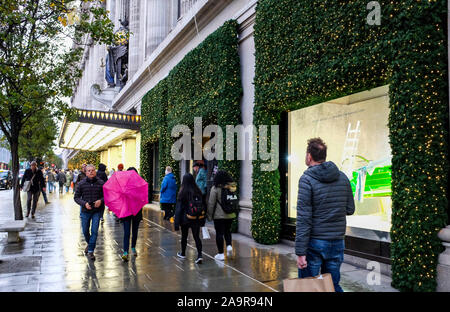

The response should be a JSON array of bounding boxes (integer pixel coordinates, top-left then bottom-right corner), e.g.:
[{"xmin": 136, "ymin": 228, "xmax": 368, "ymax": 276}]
[{"xmin": 253, "ymin": 0, "xmax": 448, "ymax": 291}]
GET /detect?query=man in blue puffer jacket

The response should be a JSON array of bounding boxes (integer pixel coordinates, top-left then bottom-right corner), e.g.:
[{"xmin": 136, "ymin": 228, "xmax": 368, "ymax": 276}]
[
  {"xmin": 296, "ymin": 138, "xmax": 355, "ymax": 292},
  {"xmin": 160, "ymin": 166, "xmax": 177, "ymax": 220}
]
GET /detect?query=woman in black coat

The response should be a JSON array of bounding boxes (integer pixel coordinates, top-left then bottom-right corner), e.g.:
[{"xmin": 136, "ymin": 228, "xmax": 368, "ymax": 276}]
[
  {"xmin": 20, "ymin": 161, "xmax": 46, "ymax": 218},
  {"xmin": 174, "ymin": 173, "xmax": 204, "ymax": 264}
]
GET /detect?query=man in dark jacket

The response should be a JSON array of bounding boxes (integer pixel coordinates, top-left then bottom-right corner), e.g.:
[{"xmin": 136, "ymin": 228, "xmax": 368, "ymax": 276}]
[
  {"xmin": 20, "ymin": 161, "xmax": 46, "ymax": 218},
  {"xmin": 57, "ymin": 169, "xmax": 66, "ymax": 194},
  {"xmin": 96, "ymin": 163, "xmax": 108, "ymax": 223},
  {"xmin": 296, "ymin": 138, "xmax": 355, "ymax": 292},
  {"xmin": 74, "ymin": 164, "xmax": 105, "ymax": 261}
]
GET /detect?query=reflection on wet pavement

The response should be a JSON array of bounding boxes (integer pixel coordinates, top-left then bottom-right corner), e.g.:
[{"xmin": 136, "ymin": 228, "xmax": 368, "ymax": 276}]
[
  {"xmin": 0, "ymin": 189, "xmax": 395, "ymax": 292},
  {"xmin": 0, "ymin": 190, "xmax": 281, "ymax": 292}
]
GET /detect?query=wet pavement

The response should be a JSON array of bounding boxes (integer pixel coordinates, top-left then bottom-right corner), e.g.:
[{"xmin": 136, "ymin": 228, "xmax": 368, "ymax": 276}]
[{"xmin": 0, "ymin": 188, "xmax": 397, "ymax": 292}]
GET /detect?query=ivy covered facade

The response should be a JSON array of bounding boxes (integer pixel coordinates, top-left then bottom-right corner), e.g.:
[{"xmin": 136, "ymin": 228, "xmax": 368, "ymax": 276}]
[
  {"xmin": 104, "ymin": 0, "xmax": 449, "ymax": 292},
  {"xmin": 252, "ymin": 0, "xmax": 448, "ymax": 291}
]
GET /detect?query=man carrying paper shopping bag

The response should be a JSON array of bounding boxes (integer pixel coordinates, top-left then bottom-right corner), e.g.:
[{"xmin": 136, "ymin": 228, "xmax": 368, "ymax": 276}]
[{"xmin": 295, "ymin": 138, "xmax": 355, "ymax": 292}]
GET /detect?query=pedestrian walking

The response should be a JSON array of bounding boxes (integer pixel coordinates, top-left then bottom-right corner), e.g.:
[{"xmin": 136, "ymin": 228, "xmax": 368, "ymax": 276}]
[
  {"xmin": 174, "ymin": 173, "xmax": 205, "ymax": 264},
  {"xmin": 207, "ymin": 170, "xmax": 238, "ymax": 261},
  {"xmin": 295, "ymin": 138, "xmax": 355, "ymax": 292},
  {"xmin": 57, "ymin": 169, "xmax": 66, "ymax": 194},
  {"xmin": 96, "ymin": 163, "xmax": 108, "ymax": 223},
  {"xmin": 20, "ymin": 161, "xmax": 46, "ymax": 219},
  {"xmin": 74, "ymin": 164, "xmax": 105, "ymax": 261},
  {"xmin": 160, "ymin": 166, "xmax": 177, "ymax": 222},
  {"xmin": 75, "ymin": 164, "xmax": 87, "ymax": 191},
  {"xmin": 119, "ymin": 167, "xmax": 143, "ymax": 262},
  {"xmin": 72, "ymin": 169, "xmax": 79, "ymax": 194},
  {"xmin": 193, "ymin": 161, "xmax": 207, "ymax": 209},
  {"xmin": 47, "ymin": 168, "xmax": 55, "ymax": 193},
  {"xmin": 40, "ymin": 167, "xmax": 49, "ymax": 205},
  {"xmin": 110, "ymin": 165, "xmax": 124, "ymax": 223},
  {"xmin": 65, "ymin": 169, "xmax": 72, "ymax": 193}
]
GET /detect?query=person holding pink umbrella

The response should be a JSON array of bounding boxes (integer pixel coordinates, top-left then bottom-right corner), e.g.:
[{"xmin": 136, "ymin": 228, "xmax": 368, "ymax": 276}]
[
  {"xmin": 120, "ymin": 167, "xmax": 143, "ymax": 261},
  {"xmin": 103, "ymin": 166, "xmax": 148, "ymax": 262}
]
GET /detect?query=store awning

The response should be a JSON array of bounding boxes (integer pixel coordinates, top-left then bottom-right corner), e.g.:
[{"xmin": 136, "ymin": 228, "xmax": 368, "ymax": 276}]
[{"xmin": 58, "ymin": 109, "xmax": 141, "ymax": 151}]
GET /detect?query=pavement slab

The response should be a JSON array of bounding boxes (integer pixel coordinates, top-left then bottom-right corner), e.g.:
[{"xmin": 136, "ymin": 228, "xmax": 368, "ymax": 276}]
[{"xmin": 0, "ymin": 188, "xmax": 397, "ymax": 292}]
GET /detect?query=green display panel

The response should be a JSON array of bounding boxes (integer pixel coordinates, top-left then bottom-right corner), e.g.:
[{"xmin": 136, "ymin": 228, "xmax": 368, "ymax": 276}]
[{"xmin": 350, "ymin": 165, "xmax": 392, "ymax": 199}]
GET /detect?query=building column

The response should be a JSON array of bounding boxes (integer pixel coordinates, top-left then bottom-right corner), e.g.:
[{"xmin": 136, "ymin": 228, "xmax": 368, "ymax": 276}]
[
  {"xmin": 128, "ymin": 0, "xmax": 141, "ymax": 80},
  {"xmin": 107, "ymin": 0, "xmax": 116, "ymax": 29},
  {"xmin": 145, "ymin": 0, "xmax": 171, "ymax": 57},
  {"xmin": 136, "ymin": 132, "xmax": 141, "ymax": 172}
]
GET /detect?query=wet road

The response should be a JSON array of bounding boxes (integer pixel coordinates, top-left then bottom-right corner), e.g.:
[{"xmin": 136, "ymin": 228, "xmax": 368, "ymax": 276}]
[{"xmin": 0, "ymin": 188, "xmax": 395, "ymax": 292}]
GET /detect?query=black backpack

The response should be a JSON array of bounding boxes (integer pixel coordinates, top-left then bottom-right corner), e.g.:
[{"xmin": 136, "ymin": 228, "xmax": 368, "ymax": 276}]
[
  {"xmin": 218, "ymin": 187, "xmax": 239, "ymax": 214},
  {"xmin": 186, "ymin": 193, "xmax": 205, "ymax": 220}
]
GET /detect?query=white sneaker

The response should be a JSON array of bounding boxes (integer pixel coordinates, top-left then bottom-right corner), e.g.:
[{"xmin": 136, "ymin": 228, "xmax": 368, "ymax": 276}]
[
  {"xmin": 226, "ymin": 245, "xmax": 233, "ymax": 255},
  {"xmin": 177, "ymin": 252, "xmax": 186, "ymax": 259},
  {"xmin": 214, "ymin": 253, "xmax": 224, "ymax": 261}
]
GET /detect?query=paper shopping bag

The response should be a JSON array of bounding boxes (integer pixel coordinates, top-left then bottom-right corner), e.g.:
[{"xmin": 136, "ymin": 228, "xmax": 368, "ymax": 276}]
[
  {"xmin": 283, "ymin": 273, "xmax": 335, "ymax": 292},
  {"xmin": 201, "ymin": 226, "xmax": 211, "ymax": 239}
]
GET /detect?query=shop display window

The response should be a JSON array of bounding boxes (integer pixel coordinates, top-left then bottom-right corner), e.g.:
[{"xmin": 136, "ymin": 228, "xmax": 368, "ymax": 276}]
[{"xmin": 287, "ymin": 85, "xmax": 391, "ymax": 233}]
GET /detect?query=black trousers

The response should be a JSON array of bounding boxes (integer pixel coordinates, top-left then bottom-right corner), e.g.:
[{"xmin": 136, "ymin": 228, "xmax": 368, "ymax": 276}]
[
  {"xmin": 180, "ymin": 222, "xmax": 202, "ymax": 258},
  {"xmin": 26, "ymin": 190, "xmax": 40, "ymax": 215},
  {"xmin": 214, "ymin": 219, "xmax": 233, "ymax": 254},
  {"xmin": 161, "ymin": 203, "xmax": 175, "ymax": 219}
]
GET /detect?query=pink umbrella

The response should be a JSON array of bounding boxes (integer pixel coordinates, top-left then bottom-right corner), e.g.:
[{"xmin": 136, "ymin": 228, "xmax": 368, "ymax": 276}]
[{"xmin": 103, "ymin": 170, "xmax": 148, "ymax": 219}]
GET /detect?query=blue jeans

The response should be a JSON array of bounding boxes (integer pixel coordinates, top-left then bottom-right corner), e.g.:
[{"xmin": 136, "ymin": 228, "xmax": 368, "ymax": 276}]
[
  {"xmin": 41, "ymin": 189, "xmax": 48, "ymax": 203},
  {"xmin": 122, "ymin": 216, "xmax": 141, "ymax": 253},
  {"xmin": 48, "ymin": 181, "xmax": 54, "ymax": 192},
  {"xmin": 80, "ymin": 211, "xmax": 101, "ymax": 253},
  {"xmin": 298, "ymin": 238, "xmax": 345, "ymax": 292}
]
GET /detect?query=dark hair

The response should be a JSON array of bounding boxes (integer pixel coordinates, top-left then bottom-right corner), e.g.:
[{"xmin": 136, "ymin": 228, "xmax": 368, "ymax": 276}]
[
  {"xmin": 307, "ymin": 137, "xmax": 327, "ymax": 162},
  {"xmin": 127, "ymin": 167, "xmax": 138, "ymax": 173},
  {"xmin": 177, "ymin": 173, "xmax": 202, "ymax": 202},
  {"xmin": 193, "ymin": 162, "xmax": 203, "ymax": 168},
  {"xmin": 213, "ymin": 170, "xmax": 233, "ymax": 187}
]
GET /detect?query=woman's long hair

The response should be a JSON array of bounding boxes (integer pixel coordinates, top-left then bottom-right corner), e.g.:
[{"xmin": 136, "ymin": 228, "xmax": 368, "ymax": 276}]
[
  {"xmin": 213, "ymin": 170, "xmax": 233, "ymax": 187},
  {"xmin": 177, "ymin": 173, "xmax": 202, "ymax": 202}
]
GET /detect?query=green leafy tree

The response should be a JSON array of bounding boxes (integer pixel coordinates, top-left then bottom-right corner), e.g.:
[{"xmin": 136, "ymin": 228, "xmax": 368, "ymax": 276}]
[
  {"xmin": 0, "ymin": 0, "xmax": 117, "ymax": 220},
  {"xmin": 18, "ymin": 108, "xmax": 58, "ymax": 161}
]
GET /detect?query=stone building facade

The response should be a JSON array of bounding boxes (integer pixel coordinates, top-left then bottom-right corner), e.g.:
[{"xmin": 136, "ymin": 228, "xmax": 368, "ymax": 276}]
[{"xmin": 60, "ymin": 0, "xmax": 450, "ymax": 291}]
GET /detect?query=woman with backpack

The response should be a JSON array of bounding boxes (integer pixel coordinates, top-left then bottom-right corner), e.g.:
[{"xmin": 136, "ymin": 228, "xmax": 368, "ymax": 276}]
[
  {"xmin": 207, "ymin": 170, "xmax": 238, "ymax": 261},
  {"xmin": 174, "ymin": 173, "xmax": 205, "ymax": 264}
]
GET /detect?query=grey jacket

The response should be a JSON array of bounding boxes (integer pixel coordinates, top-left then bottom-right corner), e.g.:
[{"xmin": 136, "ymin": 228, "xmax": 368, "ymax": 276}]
[
  {"xmin": 295, "ymin": 161, "xmax": 355, "ymax": 256},
  {"xmin": 207, "ymin": 185, "xmax": 236, "ymax": 221}
]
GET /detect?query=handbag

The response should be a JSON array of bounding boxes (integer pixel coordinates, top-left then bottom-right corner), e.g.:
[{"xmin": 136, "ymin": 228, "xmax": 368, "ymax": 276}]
[
  {"xmin": 201, "ymin": 226, "xmax": 210, "ymax": 239},
  {"xmin": 283, "ymin": 273, "xmax": 335, "ymax": 292},
  {"xmin": 22, "ymin": 172, "xmax": 36, "ymax": 192}
]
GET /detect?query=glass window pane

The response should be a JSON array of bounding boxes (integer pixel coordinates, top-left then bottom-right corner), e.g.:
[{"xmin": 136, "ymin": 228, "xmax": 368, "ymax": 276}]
[{"xmin": 288, "ymin": 85, "xmax": 391, "ymax": 233}]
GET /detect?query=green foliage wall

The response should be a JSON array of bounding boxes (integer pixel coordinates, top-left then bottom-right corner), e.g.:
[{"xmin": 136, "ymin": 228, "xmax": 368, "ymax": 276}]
[
  {"xmin": 253, "ymin": 0, "xmax": 448, "ymax": 291},
  {"xmin": 68, "ymin": 151, "xmax": 100, "ymax": 170},
  {"xmin": 141, "ymin": 20, "xmax": 242, "ymax": 224}
]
